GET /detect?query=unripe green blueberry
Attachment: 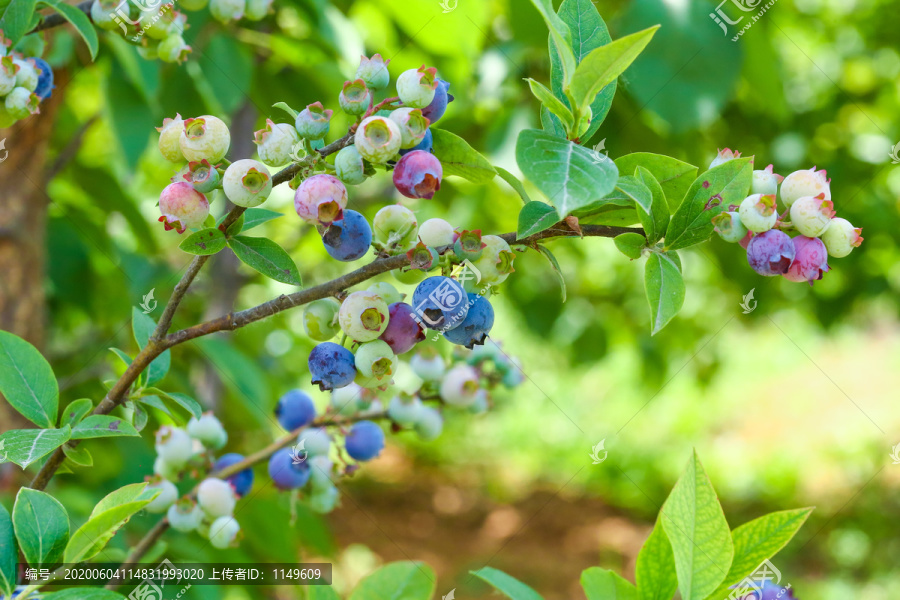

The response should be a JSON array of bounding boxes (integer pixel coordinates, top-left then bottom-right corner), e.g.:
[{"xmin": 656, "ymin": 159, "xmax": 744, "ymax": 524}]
[
  {"xmin": 354, "ymin": 116, "xmax": 402, "ymax": 163},
  {"xmin": 440, "ymin": 364, "xmax": 480, "ymax": 406},
  {"xmin": 209, "ymin": 516, "xmax": 240, "ymax": 549},
  {"xmin": 0, "ymin": 57, "xmax": 17, "ymax": 96},
  {"xmin": 821, "ymin": 217, "xmax": 863, "ymax": 258},
  {"xmin": 142, "ymin": 15, "xmax": 172, "ymax": 41},
  {"xmin": 13, "ymin": 58, "xmax": 38, "ymax": 92},
  {"xmin": 14, "ymin": 34, "xmax": 45, "ymax": 58},
  {"xmin": 308, "ymin": 455, "xmax": 334, "ymax": 489},
  {"xmin": 712, "ymin": 211, "xmax": 748, "ymax": 243},
  {"xmin": 303, "ymin": 297, "xmax": 342, "ymax": 341},
  {"xmin": 418, "ymin": 218, "xmax": 454, "ymax": 247},
  {"xmin": 178, "ymin": 0, "xmax": 209, "ymax": 9},
  {"xmin": 780, "ymin": 167, "xmax": 831, "ymax": 208},
  {"xmin": 389, "ymin": 107, "xmax": 429, "ymax": 149},
  {"xmin": 708, "ymin": 148, "xmax": 741, "ymax": 169},
  {"xmin": 354, "ymin": 368, "xmax": 387, "ymax": 390},
  {"xmin": 307, "ymin": 482, "xmax": 339, "ymax": 513},
  {"xmin": 396, "ymin": 65, "xmax": 438, "ymax": 109},
  {"xmin": 137, "ymin": 41, "xmax": 159, "ymax": 61},
  {"xmin": 410, "ymin": 351, "xmax": 445, "ymax": 381},
  {"xmin": 155, "ymin": 426, "xmax": 193, "ymax": 467},
  {"xmin": 339, "ymin": 79, "xmax": 372, "ymax": 116},
  {"xmin": 295, "ymin": 101, "xmax": 333, "ymax": 140},
  {"xmin": 158, "ymin": 34, "xmax": 191, "ymax": 64},
  {"xmin": 180, "ymin": 115, "xmax": 231, "ymax": 163},
  {"xmin": 4, "ymin": 87, "xmax": 39, "ymax": 119},
  {"xmin": 413, "ymin": 405, "xmax": 443, "ymax": 441},
  {"xmin": 467, "ymin": 235, "xmax": 515, "ymax": 287},
  {"xmin": 197, "ymin": 477, "xmax": 237, "ymax": 518},
  {"xmin": 244, "ymin": 0, "xmax": 272, "ymax": 20},
  {"xmin": 298, "ymin": 427, "xmax": 331, "ymax": 457},
  {"xmin": 373, "ymin": 204, "xmax": 418, "ymax": 253},
  {"xmin": 167, "ymin": 498, "xmax": 203, "ymax": 532},
  {"xmin": 334, "ymin": 145, "xmax": 367, "ymax": 185},
  {"xmin": 392, "ymin": 266, "xmax": 427, "ymax": 285},
  {"xmin": 790, "ymin": 194, "xmax": 836, "ymax": 237},
  {"xmin": 0, "ymin": 104, "xmax": 18, "ymax": 128},
  {"xmin": 187, "ymin": 413, "xmax": 228, "ymax": 449},
  {"xmin": 182, "ymin": 160, "xmax": 220, "ymax": 193},
  {"xmin": 154, "ymin": 456, "xmax": 182, "ymax": 480},
  {"xmin": 453, "ymin": 229, "xmax": 486, "ymax": 261},
  {"xmin": 339, "ymin": 291, "xmax": 390, "ymax": 342},
  {"xmin": 356, "ymin": 54, "xmax": 390, "ymax": 91},
  {"xmin": 157, "ymin": 113, "xmax": 185, "ymax": 162},
  {"xmin": 388, "ymin": 395, "xmax": 423, "ymax": 426},
  {"xmin": 253, "ymin": 119, "xmax": 299, "ymax": 166},
  {"xmin": 750, "ymin": 164, "xmax": 783, "ymax": 196},
  {"xmin": 209, "ymin": 0, "xmax": 245, "ymax": 23},
  {"xmin": 90, "ymin": 0, "xmax": 120, "ymax": 30},
  {"xmin": 223, "ymin": 159, "xmax": 272, "ymax": 207},
  {"xmin": 738, "ymin": 194, "xmax": 777, "ymax": 233},
  {"xmin": 354, "ymin": 340, "xmax": 396, "ymax": 385},
  {"xmin": 145, "ymin": 478, "xmax": 179, "ymax": 513},
  {"xmin": 331, "ymin": 382, "xmax": 366, "ymax": 416},
  {"xmin": 367, "ymin": 282, "xmax": 404, "ymax": 305}
]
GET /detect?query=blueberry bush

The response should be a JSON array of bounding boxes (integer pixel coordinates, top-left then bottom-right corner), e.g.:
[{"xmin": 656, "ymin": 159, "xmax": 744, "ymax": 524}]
[{"xmin": 0, "ymin": 0, "xmax": 890, "ymax": 597}]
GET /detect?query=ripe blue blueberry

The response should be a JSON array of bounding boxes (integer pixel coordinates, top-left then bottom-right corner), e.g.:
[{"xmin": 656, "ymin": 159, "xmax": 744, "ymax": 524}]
[
  {"xmin": 421, "ymin": 78, "xmax": 453, "ymax": 123},
  {"xmin": 322, "ymin": 209, "xmax": 373, "ymax": 262},
  {"xmin": 443, "ymin": 293, "xmax": 494, "ymax": 348},
  {"xmin": 213, "ymin": 453, "xmax": 254, "ymax": 498},
  {"xmin": 393, "ymin": 150, "xmax": 443, "ymax": 199},
  {"xmin": 308, "ymin": 342, "xmax": 357, "ymax": 391},
  {"xmin": 746, "ymin": 229, "xmax": 795, "ymax": 276},
  {"xmin": 268, "ymin": 447, "xmax": 311, "ymax": 490},
  {"xmin": 32, "ymin": 57, "xmax": 53, "ymax": 99},
  {"xmin": 303, "ymin": 297, "xmax": 342, "ymax": 341},
  {"xmin": 275, "ymin": 389, "xmax": 317, "ymax": 431},
  {"xmin": 344, "ymin": 420, "xmax": 385, "ymax": 461},
  {"xmin": 411, "ymin": 276, "xmax": 468, "ymax": 331}
]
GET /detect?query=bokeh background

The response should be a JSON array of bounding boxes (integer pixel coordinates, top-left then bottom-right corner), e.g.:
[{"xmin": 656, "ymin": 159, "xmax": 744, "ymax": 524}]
[{"xmin": 1, "ymin": 0, "xmax": 899, "ymax": 598}]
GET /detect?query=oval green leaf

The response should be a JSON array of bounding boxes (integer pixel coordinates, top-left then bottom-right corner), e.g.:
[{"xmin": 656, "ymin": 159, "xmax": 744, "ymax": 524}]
[
  {"xmin": 0, "ymin": 426, "xmax": 71, "ymax": 469},
  {"xmin": 13, "ymin": 488, "xmax": 69, "ymax": 569},
  {"xmin": 348, "ymin": 561, "xmax": 436, "ymax": 600},
  {"xmin": 227, "ymin": 236, "xmax": 302, "ymax": 286},
  {"xmin": 179, "ymin": 227, "xmax": 226, "ymax": 256},
  {"xmin": 431, "ymin": 128, "xmax": 496, "ymax": 184},
  {"xmin": 644, "ymin": 251, "xmax": 684, "ymax": 335},
  {"xmin": 0, "ymin": 330, "xmax": 59, "ymax": 428},
  {"xmin": 471, "ymin": 566, "xmax": 544, "ymax": 600}
]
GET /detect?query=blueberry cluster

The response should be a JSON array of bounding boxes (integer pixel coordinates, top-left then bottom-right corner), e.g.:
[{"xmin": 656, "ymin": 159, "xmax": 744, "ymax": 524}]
[
  {"xmin": 145, "ymin": 417, "xmax": 250, "ymax": 549},
  {"xmin": 0, "ymin": 32, "xmax": 53, "ymax": 127},
  {"xmin": 711, "ymin": 150, "xmax": 863, "ymax": 284},
  {"xmin": 90, "ymin": 0, "xmax": 273, "ymax": 63}
]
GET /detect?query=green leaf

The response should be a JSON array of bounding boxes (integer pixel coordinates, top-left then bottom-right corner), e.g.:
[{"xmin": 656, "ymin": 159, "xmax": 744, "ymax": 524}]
[
  {"xmin": 580, "ymin": 205, "xmax": 640, "ymax": 227},
  {"xmin": 515, "ymin": 129, "xmax": 618, "ymax": 218},
  {"xmin": 71, "ymin": 416, "xmax": 139, "ymax": 440},
  {"xmin": 91, "ymin": 482, "xmax": 157, "ymax": 519},
  {"xmin": 136, "ymin": 394, "xmax": 173, "ymax": 418},
  {"xmin": 273, "ymin": 101, "xmax": 300, "ymax": 120},
  {"xmin": 179, "ymin": 227, "xmax": 226, "ymax": 256},
  {"xmin": 63, "ymin": 443, "xmax": 93, "ymax": 467},
  {"xmin": 132, "ymin": 308, "xmax": 171, "ymax": 386},
  {"xmin": 517, "ymin": 202, "xmax": 559, "ymax": 239},
  {"xmin": 536, "ymin": 244, "xmax": 566, "ymax": 302},
  {"xmin": 707, "ymin": 509, "xmax": 813, "ymax": 600},
  {"xmin": 634, "ymin": 167, "xmax": 670, "ymax": 243},
  {"xmin": 44, "ymin": 589, "xmax": 127, "ymax": 600},
  {"xmin": 471, "ymin": 566, "xmax": 544, "ymax": 600},
  {"xmin": 614, "ymin": 153, "xmax": 698, "ymax": 211},
  {"xmin": 65, "ymin": 485, "xmax": 158, "ymax": 564},
  {"xmin": 614, "ymin": 232, "xmax": 646, "ymax": 260},
  {"xmin": 61, "ymin": 398, "xmax": 93, "ymax": 428},
  {"xmin": 0, "ymin": 503, "xmax": 18, "ymax": 597},
  {"xmin": 664, "ymin": 158, "xmax": 753, "ymax": 251},
  {"xmin": 348, "ymin": 561, "xmax": 436, "ymax": 600},
  {"xmin": 156, "ymin": 391, "xmax": 203, "ymax": 420},
  {"xmin": 528, "ymin": 0, "xmax": 576, "ymax": 91},
  {"xmin": 0, "ymin": 330, "xmax": 59, "ymax": 428},
  {"xmin": 431, "ymin": 128, "xmax": 496, "ymax": 184},
  {"xmin": 581, "ymin": 567, "xmax": 637, "ymax": 600},
  {"xmin": 108, "ymin": 348, "xmax": 132, "ymax": 369},
  {"xmin": 548, "ymin": 0, "xmax": 617, "ymax": 141},
  {"xmin": 525, "ymin": 78, "xmax": 574, "ymax": 131},
  {"xmin": 0, "ymin": 0, "xmax": 36, "ymax": 46},
  {"xmin": 36, "ymin": 0, "xmax": 98, "ymax": 59},
  {"xmin": 661, "ymin": 451, "xmax": 734, "ymax": 600},
  {"xmin": 306, "ymin": 587, "xmax": 341, "ymax": 600},
  {"xmin": 496, "ymin": 167, "xmax": 533, "ymax": 205},
  {"xmin": 236, "ymin": 208, "xmax": 282, "ymax": 233},
  {"xmin": 13, "ymin": 488, "xmax": 69, "ymax": 569},
  {"xmin": 568, "ymin": 26, "xmax": 659, "ymax": 114},
  {"xmin": 0, "ymin": 426, "xmax": 71, "ymax": 469},
  {"xmin": 644, "ymin": 251, "xmax": 684, "ymax": 335},
  {"xmin": 227, "ymin": 236, "xmax": 302, "ymax": 286},
  {"xmin": 636, "ymin": 519, "xmax": 678, "ymax": 600},
  {"xmin": 540, "ymin": 106, "xmax": 567, "ymax": 139}
]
